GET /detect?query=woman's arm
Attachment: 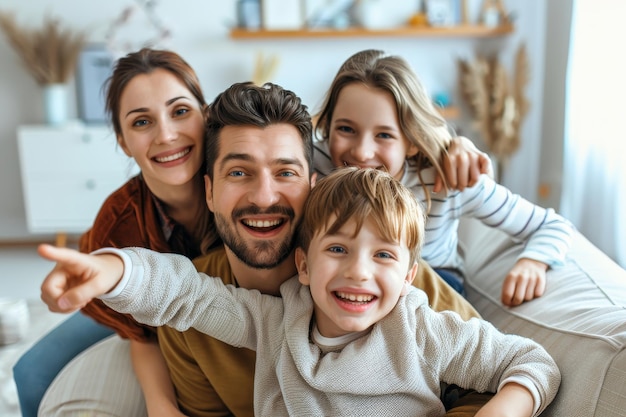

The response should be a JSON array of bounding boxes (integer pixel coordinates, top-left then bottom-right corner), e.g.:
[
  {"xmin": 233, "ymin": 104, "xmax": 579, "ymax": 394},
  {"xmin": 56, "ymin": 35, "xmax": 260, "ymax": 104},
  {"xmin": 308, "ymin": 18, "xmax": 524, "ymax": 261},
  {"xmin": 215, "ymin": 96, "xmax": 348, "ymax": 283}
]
[{"xmin": 131, "ymin": 340, "xmax": 186, "ymax": 417}]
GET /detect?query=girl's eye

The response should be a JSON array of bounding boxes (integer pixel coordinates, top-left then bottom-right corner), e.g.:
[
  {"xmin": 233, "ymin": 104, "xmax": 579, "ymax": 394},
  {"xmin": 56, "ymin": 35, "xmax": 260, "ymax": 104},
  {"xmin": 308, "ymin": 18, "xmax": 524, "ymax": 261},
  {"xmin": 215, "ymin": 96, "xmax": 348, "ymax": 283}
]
[
  {"xmin": 337, "ymin": 125, "xmax": 354, "ymax": 134},
  {"xmin": 328, "ymin": 246, "xmax": 346, "ymax": 254},
  {"xmin": 377, "ymin": 132, "xmax": 392, "ymax": 139}
]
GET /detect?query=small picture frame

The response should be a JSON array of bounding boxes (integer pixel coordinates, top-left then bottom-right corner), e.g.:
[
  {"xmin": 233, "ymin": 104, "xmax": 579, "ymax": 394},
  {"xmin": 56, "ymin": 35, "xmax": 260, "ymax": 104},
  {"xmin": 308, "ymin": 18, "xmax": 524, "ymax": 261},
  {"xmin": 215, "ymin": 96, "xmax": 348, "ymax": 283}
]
[
  {"xmin": 261, "ymin": 0, "xmax": 305, "ymax": 30},
  {"xmin": 425, "ymin": 0, "xmax": 460, "ymax": 27},
  {"xmin": 76, "ymin": 45, "xmax": 114, "ymax": 124}
]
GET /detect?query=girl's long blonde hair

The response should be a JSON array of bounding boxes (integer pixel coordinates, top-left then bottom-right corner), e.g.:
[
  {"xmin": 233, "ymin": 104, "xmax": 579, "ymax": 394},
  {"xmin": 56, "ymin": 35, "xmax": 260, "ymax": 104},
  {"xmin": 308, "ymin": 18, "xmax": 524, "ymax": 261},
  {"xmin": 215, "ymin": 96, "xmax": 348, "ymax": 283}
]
[{"xmin": 315, "ymin": 49, "xmax": 452, "ymax": 211}]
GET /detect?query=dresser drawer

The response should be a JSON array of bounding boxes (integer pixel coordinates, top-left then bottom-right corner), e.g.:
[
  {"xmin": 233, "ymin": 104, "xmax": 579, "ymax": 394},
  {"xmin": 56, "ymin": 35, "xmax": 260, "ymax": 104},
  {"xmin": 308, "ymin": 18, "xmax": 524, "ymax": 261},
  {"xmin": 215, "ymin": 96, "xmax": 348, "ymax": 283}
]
[
  {"xmin": 17, "ymin": 124, "xmax": 139, "ymax": 234},
  {"xmin": 22, "ymin": 174, "xmax": 128, "ymax": 234},
  {"xmin": 17, "ymin": 126, "xmax": 129, "ymax": 174}
]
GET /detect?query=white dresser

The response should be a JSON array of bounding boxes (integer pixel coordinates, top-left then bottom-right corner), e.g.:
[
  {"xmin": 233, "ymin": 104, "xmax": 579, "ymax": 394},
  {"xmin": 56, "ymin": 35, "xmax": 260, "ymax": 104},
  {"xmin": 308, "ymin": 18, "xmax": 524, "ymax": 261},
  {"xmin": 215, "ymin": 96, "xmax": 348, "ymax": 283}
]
[{"xmin": 17, "ymin": 124, "xmax": 138, "ymax": 243}]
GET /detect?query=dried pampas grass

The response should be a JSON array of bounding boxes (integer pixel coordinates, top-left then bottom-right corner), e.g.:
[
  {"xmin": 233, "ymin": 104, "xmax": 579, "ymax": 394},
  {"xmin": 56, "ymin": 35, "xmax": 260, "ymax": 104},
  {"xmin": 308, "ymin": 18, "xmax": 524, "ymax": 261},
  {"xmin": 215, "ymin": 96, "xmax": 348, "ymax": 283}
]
[
  {"xmin": 0, "ymin": 12, "xmax": 85, "ymax": 85},
  {"xmin": 457, "ymin": 44, "xmax": 530, "ymax": 181}
]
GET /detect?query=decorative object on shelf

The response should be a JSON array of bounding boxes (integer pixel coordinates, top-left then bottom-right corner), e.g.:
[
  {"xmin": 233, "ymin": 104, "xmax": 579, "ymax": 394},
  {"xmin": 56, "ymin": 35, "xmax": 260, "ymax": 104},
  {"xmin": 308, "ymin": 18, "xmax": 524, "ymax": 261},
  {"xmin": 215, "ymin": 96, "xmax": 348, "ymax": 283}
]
[
  {"xmin": 261, "ymin": 0, "xmax": 305, "ymax": 30},
  {"xmin": 354, "ymin": 0, "xmax": 389, "ymax": 29},
  {"xmin": 252, "ymin": 52, "xmax": 280, "ymax": 85},
  {"xmin": 237, "ymin": 0, "xmax": 261, "ymax": 29},
  {"xmin": 480, "ymin": 0, "xmax": 509, "ymax": 28},
  {"xmin": 304, "ymin": 0, "xmax": 355, "ymax": 29},
  {"xmin": 425, "ymin": 0, "xmax": 461, "ymax": 27},
  {"xmin": 457, "ymin": 43, "xmax": 529, "ymax": 181},
  {"xmin": 0, "ymin": 12, "xmax": 85, "ymax": 126},
  {"xmin": 104, "ymin": 0, "xmax": 171, "ymax": 59}
]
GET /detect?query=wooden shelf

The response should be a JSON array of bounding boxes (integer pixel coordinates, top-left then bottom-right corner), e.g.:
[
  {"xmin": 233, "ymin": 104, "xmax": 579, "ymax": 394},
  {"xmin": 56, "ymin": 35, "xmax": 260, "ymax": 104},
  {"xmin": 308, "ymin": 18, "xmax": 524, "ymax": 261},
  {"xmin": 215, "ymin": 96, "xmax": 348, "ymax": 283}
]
[{"xmin": 230, "ymin": 24, "xmax": 514, "ymax": 39}]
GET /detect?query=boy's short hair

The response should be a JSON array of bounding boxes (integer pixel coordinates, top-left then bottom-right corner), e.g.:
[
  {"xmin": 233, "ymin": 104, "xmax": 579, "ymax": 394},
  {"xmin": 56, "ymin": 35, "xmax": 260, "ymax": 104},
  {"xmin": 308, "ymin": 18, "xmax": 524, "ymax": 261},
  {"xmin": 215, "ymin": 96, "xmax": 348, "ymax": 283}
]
[{"xmin": 298, "ymin": 167, "xmax": 425, "ymax": 265}]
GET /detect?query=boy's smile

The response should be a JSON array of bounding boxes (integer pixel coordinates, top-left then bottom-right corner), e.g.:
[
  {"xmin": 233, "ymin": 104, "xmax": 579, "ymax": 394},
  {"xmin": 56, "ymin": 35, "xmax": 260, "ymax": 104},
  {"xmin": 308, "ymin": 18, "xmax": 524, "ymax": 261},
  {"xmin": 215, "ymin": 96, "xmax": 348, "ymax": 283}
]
[{"xmin": 296, "ymin": 216, "xmax": 418, "ymax": 338}]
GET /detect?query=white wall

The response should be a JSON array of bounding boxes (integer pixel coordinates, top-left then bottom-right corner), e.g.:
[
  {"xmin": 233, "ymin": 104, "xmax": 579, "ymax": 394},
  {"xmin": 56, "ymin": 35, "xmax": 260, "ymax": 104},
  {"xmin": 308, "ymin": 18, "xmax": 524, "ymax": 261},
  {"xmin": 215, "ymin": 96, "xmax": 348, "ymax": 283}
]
[{"xmin": 0, "ymin": 0, "xmax": 551, "ymax": 240}]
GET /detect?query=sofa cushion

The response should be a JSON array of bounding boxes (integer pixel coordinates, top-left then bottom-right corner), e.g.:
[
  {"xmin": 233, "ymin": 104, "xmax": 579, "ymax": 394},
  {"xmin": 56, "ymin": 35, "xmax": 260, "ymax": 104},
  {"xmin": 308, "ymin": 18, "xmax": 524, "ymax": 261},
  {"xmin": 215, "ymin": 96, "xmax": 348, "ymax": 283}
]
[{"xmin": 459, "ymin": 219, "xmax": 626, "ymax": 417}]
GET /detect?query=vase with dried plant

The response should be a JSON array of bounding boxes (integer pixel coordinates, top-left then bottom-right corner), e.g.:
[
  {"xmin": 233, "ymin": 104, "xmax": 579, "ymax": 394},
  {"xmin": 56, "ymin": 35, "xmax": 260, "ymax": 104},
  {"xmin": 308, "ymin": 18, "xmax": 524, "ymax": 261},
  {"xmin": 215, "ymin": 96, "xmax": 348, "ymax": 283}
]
[
  {"xmin": 0, "ymin": 12, "xmax": 85, "ymax": 126},
  {"xmin": 457, "ymin": 44, "xmax": 529, "ymax": 182}
]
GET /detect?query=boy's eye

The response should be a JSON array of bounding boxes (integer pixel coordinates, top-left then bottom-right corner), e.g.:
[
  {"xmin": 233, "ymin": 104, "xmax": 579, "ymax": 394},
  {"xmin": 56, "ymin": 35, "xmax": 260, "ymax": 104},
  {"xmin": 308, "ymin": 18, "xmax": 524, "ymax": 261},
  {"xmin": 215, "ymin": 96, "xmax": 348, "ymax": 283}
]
[
  {"xmin": 328, "ymin": 246, "xmax": 346, "ymax": 254},
  {"xmin": 375, "ymin": 251, "xmax": 393, "ymax": 259}
]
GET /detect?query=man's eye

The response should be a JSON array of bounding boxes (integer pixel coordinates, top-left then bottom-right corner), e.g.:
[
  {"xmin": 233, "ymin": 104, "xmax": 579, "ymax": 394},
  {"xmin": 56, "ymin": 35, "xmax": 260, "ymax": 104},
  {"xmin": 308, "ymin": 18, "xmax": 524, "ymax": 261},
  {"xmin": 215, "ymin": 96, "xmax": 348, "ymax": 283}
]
[
  {"xmin": 279, "ymin": 171, "xmax": 295, "ymax": 177},
  {"xmin": 228, "ymin": 171, "xmax": 246, "ymax": 177}
]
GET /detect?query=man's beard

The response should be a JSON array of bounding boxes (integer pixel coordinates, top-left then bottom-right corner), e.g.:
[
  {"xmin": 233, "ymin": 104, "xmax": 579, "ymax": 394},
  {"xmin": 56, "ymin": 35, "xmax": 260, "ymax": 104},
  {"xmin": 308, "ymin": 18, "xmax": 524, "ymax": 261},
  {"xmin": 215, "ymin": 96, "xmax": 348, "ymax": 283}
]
[{"xmin": 214, "ymin": 207, "xmax": 297, "ymax": 269}]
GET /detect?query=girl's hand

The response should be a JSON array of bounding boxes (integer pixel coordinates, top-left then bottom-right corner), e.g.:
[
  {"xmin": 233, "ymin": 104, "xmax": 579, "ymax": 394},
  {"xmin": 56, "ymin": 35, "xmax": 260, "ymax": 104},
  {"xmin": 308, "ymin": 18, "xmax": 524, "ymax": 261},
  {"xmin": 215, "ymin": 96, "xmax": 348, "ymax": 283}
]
[
  {"xmin": 434, "ymin": 136, "xmax": 493, "ymax": 192},
  {"xmin": 501, "ymin": 258, "xmax": 548, "ymax": 306},
  {"xmin": 38, "ymin": 244, "xmax": 125, "ymax": 313}
]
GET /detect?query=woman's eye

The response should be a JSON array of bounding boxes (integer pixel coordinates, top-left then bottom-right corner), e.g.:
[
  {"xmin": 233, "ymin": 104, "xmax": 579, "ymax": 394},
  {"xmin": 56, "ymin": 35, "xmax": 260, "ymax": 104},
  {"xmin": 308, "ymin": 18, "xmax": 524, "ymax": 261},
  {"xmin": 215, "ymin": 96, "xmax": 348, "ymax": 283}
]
[
  {"xmin": 174, "ymin": 108, "xmax": 189, "ymax": 117},
  {"xmin": 132, "ymin": 119, "xmax": 149, "ymax": 127}
]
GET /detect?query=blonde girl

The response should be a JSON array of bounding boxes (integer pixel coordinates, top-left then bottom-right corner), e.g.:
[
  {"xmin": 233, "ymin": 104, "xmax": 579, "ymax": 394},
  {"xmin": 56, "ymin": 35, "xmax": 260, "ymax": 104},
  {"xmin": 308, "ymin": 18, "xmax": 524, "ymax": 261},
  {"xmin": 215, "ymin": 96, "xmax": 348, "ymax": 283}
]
[{"xmin": 313, "ymin": 49, "xmax": 573, "ymax": 305}]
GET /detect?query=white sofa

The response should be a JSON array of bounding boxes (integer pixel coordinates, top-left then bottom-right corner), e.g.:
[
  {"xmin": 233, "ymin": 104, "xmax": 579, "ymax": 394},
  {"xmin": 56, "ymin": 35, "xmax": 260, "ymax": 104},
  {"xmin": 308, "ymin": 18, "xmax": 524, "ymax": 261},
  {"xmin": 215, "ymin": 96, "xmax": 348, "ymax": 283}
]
[{"xmin": 459, "ymin": 219, "xmax": 626, "ymax": 416}]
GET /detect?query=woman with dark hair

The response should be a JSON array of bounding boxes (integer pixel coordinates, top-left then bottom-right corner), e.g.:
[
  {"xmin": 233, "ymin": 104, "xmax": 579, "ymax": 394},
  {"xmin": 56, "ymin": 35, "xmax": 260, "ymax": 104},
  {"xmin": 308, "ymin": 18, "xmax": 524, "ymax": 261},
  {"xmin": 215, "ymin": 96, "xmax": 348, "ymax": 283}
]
[{"xmin": 13, "ymin": 48, "xmax": 218, "ymax": 417}]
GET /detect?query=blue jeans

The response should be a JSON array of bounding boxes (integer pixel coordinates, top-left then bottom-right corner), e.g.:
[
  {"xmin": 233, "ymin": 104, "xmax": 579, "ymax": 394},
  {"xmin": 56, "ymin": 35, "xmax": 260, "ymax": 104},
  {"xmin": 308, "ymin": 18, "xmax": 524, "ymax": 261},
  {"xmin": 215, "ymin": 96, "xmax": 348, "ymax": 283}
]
[
  {"xmin": 434, "ymin": 268, "xmax": 466, "ymax": 297},
  {"xmin": 12, "ymin": 312, "xmax": 114, "ymax": 417}
]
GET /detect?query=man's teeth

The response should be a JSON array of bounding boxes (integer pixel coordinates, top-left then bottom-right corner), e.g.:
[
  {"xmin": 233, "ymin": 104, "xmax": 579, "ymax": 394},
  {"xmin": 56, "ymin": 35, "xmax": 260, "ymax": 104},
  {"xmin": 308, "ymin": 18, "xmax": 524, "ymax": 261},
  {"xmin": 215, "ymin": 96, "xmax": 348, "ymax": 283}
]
[
  {"xmin": 335, "ymin": 291, "xmax": 374, "ymax": 302},
  {"xmin": 243, "ymin": 219, "xmax": 282, "ymax": 228},
  {"xmin": 155, "ymin": 148, "xmax": 190, "ymax": 163}
]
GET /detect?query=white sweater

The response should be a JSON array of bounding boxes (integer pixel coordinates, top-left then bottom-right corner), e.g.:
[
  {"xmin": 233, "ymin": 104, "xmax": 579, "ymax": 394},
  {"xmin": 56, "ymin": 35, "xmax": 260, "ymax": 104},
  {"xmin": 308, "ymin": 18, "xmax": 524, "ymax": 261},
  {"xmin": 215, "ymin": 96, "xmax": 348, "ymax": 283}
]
[
  {"xmin": 313, "ymin": 140, "xmax": 574, "ymax": 272},
  {"xmin": 101, "ymin": 247, "xmax": 561, "ymax": 417}
]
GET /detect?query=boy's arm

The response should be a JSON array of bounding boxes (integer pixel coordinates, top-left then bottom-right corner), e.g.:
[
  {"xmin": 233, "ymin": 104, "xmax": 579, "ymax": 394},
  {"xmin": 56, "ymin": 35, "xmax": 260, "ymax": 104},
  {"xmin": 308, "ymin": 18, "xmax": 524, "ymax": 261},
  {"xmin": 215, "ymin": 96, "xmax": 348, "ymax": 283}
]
[
  {"xmin": 475, "ymin": 382, "xmax": 535, "ymax": 417},
  {"xmin": 39, "ymin": 244, "xmax": 125, "ymax": 312}
]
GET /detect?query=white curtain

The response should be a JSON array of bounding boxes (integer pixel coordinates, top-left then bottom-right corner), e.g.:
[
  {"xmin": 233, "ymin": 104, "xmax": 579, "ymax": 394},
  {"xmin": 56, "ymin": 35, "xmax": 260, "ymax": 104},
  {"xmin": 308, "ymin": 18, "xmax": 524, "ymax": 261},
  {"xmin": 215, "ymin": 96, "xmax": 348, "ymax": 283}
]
[{"xmin": 561, "ymin": 0, "xmax": 626, "ymax": 268}]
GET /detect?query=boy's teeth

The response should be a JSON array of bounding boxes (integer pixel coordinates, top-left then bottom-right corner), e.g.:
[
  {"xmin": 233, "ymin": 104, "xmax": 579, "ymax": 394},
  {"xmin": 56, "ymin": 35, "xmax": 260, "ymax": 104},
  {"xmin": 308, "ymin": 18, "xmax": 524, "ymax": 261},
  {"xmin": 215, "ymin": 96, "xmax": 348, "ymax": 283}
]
[
  {"xmin": 243, "ymin": 219, "xmax": 281, "ymax": 228},
  {"xmin": 155, "ymin": 148, "xmax": 190, "ymax": 163},
  {"xmin": 336, "ymin": 291, "xmax": 374, "ymax": 302}
]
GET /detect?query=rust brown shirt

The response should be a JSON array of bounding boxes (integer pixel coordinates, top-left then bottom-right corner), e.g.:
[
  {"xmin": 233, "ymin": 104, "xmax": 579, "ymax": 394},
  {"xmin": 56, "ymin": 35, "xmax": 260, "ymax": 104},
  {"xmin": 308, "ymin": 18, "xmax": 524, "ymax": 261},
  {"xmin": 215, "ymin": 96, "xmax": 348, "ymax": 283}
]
[{"xmin": 80, "ymin": 174, "xmax": 200, "ymax": 342}]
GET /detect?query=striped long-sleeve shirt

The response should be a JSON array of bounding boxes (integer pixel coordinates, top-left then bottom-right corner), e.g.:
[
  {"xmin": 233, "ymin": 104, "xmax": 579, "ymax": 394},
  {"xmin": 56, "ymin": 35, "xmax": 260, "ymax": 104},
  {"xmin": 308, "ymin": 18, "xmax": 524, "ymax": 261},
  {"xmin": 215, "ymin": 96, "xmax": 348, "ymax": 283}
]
[{"xmin": 313, "ymin": 140, "xmax": 574, "ymax": 273}]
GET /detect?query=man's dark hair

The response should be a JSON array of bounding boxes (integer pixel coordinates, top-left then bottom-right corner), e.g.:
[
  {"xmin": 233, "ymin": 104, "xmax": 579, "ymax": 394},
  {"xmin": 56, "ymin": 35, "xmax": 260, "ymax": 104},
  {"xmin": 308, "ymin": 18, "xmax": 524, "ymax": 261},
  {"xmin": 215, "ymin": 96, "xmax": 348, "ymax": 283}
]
[{"xmin": 204, "ymin": 82, "xmax": 313, "ymax": 178}]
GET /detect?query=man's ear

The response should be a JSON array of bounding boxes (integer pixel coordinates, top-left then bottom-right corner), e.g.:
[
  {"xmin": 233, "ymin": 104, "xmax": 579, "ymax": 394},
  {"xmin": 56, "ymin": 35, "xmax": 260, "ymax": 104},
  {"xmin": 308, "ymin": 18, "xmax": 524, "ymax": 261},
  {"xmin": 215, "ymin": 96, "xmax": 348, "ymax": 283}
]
[
  {"xmin": 296, "ymin": 247, "xmax": 310, "ymax": 286},
  {"xmin": 117, "ymin": 135, "xmax": 132, "ymax": 157},
  {"xmin": 204, "ymin": 175, "xmax": 214, "ymax": 212},
  {"xmin": 401, "ymin": 262, "xmax": 419, "ymax": 296},
  {"xmin": 310, "ymin": 172, "xmax": 317, "ymax": 189}
]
